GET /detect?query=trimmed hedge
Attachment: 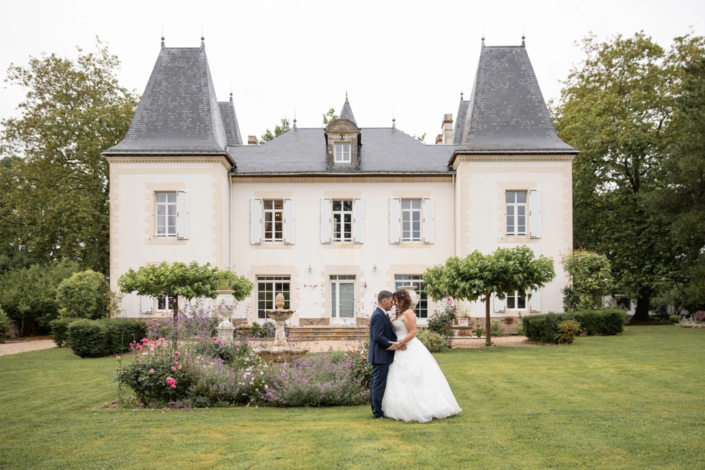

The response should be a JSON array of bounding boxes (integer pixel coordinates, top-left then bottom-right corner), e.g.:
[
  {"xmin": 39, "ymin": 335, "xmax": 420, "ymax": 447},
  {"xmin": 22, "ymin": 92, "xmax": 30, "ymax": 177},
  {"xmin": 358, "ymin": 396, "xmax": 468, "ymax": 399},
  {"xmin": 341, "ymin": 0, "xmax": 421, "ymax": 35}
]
[
  {"xmin": 523, "ymin": 309, "xmax": 627, "ymax": 344},
  {"xmin": 67, "ymin": 319, "xmax": 146, "ymax": 358},
  {"xmin": 49, "ymin": 318, "xmax": 75, "ymax": 347}
]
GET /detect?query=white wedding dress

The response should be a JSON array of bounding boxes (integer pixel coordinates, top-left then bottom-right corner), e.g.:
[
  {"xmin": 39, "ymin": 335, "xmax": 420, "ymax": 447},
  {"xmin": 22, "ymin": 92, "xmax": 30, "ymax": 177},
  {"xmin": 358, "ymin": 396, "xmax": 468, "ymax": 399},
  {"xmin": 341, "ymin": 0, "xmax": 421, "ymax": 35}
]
[{"xmin": 381, "ymin": 318, "xmax": 462, "ymax": 423}]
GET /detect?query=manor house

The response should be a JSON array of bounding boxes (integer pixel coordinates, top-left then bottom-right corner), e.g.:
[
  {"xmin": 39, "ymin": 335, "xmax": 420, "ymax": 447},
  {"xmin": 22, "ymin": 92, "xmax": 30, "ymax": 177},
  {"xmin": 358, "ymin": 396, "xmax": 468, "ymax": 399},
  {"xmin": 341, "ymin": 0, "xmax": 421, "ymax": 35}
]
[{"xmin": 104, "ymin": 37, "xmax": 577, "ymax": 325}]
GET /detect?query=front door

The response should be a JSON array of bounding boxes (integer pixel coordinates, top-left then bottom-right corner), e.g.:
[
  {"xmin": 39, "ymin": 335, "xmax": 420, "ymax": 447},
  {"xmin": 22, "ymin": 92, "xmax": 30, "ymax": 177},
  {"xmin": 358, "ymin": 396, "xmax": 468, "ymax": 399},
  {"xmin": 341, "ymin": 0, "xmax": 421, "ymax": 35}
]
[{"xmin": 331, "ymin": 275, "xmax": 355, "ymax": 325}]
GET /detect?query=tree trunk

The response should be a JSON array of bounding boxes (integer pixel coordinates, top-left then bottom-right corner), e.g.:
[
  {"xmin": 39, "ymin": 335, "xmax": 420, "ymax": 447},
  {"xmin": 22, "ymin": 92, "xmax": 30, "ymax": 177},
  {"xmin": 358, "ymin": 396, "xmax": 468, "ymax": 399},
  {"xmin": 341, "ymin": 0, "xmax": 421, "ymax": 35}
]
[
  {"xmin": 485, "ymin": 293, "xmax": 492, "ymax": 346},
  {"xmin": 631, "ymin": 288, "xmax": 652, "ymax": 322},
  {"xmin": 172, "ymin": 294, "xmax": 179, "ymax": 349}
]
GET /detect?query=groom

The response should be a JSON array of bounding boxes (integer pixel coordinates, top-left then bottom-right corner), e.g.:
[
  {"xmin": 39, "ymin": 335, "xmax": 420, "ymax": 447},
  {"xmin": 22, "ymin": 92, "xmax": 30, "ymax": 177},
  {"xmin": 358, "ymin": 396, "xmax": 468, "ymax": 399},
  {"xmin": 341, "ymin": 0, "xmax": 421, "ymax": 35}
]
[{"xmin": 368, "ymin": 290, "xmax": 405, "ymax": 419}]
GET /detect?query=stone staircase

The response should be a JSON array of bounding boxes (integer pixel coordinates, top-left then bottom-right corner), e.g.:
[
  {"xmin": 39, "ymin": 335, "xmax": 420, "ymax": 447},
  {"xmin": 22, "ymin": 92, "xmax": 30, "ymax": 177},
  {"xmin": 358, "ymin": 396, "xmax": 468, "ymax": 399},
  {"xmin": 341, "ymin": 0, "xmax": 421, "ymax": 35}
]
[{"xmin": 287, "ymin": 326, "xmax": 370, "ymax": 342}]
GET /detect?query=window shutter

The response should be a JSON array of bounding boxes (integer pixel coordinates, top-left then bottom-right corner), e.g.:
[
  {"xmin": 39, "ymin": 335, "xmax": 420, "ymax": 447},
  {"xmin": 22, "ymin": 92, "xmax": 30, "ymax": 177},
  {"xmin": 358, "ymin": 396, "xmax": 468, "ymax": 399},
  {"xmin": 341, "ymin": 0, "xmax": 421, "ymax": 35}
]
[
  {"xmin": 176, "ymin": 190, "xmax": 189, "ymax": 239},
  {"xmin": 353, "ymin": 198, "xmax": 365, "ymax": 244},
  {"xmin": 284, "ymin": 198, "xmax": 295, "ymax": 244},
  {"xmin": 140, "ymin": 296, "xmax": 153, "ymax": 313},
  {"xmin": 494, "ymin": 294, "xmax": 506, "ymax": 313},
  {"xmin": 423, "ymin": 197, "xmax": 435, "ymax": 244},
  {"xmin": 389, "ymin": 198, "xmax": 401, "ymax": 244},
  {"xmin": 320, "ymin": 198, "xmax": 332, "ymax": 243},
  {"xmin": 530, "ymin": 289, "xmax": 541, "ymax": 312},
  {"xmin": 250, "ymin": 198, "xmax": 262, "ymax": 245},
  {"xmin": 530, "ymin": 189, "xmax": 542, "ymax": 238}
]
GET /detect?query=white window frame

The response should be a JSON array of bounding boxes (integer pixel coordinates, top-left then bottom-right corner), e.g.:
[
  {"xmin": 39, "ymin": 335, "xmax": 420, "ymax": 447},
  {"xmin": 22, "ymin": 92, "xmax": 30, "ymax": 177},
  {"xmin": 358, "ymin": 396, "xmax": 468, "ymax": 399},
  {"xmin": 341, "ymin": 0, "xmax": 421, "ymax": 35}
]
[
  {"xmin": 394, "ymin": 275, "xmax": 428, "ymax": 319},
  {"xmin": 156, "ymin": 295, "xmax": 173, "ymax": 312},
  {"xmin": 334, "ymin": 143, "xmax": 351, "ymax": 163},
  {"xmin": 156, "ymin": 192, "xmax": 177, "ymax": 238},
  {"xmin": 401, "ymin": 199, "xmax": 422, "ymax": 242},
  {"xmin": 332, "ymin": 200, "xmax": 353, "ymax": 243},
  {"xmin": 330, "ymin": 275, "xmax": 356, "ymax": 323},
  {"xmin": 256, "ymin": 276, "xmax": 291, "ymax": 320},
  {"xmin": 506, "ymin": 191, "xmax": 528, "ymax": 236},
  {"xmin": 506, "ymin": 291, "xmax": 526, "ymax": 310},
  {"xmin": 263, "ymin": 200, "xmax": 284, "ymax": 243}
]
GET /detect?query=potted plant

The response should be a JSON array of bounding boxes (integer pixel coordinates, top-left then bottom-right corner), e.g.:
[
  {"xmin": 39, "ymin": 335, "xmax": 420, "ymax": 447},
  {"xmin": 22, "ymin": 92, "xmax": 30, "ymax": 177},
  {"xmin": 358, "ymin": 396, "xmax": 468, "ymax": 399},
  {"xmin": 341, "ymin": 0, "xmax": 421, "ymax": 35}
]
[{"xmin": 457, "ymin": 309, "xmax": 470, "ymax": 327}]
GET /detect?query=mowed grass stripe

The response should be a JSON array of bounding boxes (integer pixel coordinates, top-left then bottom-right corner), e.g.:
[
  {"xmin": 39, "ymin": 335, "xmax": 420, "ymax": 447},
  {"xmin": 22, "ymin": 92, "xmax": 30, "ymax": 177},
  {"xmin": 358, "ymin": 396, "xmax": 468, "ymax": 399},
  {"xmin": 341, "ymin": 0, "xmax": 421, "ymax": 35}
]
[{"xmin": 1, "ymin": 326, "xmax": 703, "ymax": 469}]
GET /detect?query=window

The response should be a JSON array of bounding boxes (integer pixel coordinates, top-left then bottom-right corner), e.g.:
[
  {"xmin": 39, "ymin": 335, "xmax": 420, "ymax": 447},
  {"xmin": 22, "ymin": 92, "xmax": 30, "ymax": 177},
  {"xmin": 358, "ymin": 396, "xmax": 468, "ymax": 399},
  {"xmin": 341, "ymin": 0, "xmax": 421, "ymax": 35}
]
[
  {"xmin": 332, "ymin": 200, "xmax": 353, "ymax": 242},
  {"xmin": 157, "ymin": 295, "xmax": 173, "ymax": 312},
  {"xmin": 263, "ymin": 200, "xmax": 284, "ymax": 242},
  {"xmin": 257, "ymin": 276, "xmax": 290, "ymax": 319},
  {"xmin": 507, "ymin": 291, "xmax": 526, "ymax": 310},
  {"xmin": 401, "ymin": 199, "xmax": 422, "ymax": 241},
  {"xmin": 156, "ymin": 192, "xmax": 177, "ymax": 237},
  {"xmin": 335, "ymin": 143, "xmax": 351, "ymax": 163},
  {"xmin": 394, "ymin": 275, "xmax": 428, "ymax": 318},
  {"xmin": 331, "ymin": 275, "xmax": 355, "ymax": 321},
  {"xmin": 506, "ymin": 191, "xmax": 527, "ymax": 236}
]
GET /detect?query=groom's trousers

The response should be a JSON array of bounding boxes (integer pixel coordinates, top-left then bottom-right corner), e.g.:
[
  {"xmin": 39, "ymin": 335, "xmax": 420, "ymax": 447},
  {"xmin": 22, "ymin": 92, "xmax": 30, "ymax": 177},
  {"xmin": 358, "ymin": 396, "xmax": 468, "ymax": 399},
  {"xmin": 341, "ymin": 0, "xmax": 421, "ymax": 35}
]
[{"xmin": 370, "ymin": 363, "xmax": 390, "ymax": 418}]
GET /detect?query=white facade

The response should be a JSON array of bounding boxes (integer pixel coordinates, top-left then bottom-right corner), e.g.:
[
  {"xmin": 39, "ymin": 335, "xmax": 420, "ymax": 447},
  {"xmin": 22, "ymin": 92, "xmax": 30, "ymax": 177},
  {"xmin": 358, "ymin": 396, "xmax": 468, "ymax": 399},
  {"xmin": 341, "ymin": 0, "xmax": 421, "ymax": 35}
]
[{"xmin": 107, "ymin": 155, "xmax": 573, "ymax": 323}]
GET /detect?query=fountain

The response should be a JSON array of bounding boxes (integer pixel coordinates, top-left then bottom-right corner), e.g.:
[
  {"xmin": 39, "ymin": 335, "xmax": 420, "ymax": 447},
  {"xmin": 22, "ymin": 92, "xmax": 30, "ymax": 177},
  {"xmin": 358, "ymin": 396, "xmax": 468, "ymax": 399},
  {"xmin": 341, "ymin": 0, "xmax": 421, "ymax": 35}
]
[{"xmin": 254, "ymin": 293, "xmax": 309, "ymax": 363}]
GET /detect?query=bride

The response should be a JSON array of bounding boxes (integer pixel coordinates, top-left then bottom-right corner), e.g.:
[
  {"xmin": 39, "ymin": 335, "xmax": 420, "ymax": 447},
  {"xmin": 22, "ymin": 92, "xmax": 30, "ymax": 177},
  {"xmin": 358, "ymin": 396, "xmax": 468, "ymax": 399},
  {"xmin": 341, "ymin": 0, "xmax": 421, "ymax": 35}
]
[{"xmin": 381, "ymin": 289, "xmax": 462, "ymax": 423}]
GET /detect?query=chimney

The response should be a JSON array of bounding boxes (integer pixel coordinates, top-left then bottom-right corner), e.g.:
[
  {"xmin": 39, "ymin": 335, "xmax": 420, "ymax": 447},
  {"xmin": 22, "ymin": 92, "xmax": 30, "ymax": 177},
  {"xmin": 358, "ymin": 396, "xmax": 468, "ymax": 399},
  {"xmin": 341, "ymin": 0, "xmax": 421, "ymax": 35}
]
[
  {"xmin": 435, "ymin": 134, "xmax": 443, "ymax": 145},
  {"xmin": 438, "ymin": 114, "xmax": 453, "ymax": 144},
  {"xmin": 248, "ymin": 135, "xmax": 258, "ymax": 145}
]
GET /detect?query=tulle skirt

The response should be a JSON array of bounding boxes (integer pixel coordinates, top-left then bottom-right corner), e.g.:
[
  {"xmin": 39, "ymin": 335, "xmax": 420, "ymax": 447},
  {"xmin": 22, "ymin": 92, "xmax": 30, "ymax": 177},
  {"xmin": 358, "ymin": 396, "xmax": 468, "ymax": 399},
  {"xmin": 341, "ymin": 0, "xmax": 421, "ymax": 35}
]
[{"xmin": 381, "ymin": 337, "xmax": 462, "ymax": 423}]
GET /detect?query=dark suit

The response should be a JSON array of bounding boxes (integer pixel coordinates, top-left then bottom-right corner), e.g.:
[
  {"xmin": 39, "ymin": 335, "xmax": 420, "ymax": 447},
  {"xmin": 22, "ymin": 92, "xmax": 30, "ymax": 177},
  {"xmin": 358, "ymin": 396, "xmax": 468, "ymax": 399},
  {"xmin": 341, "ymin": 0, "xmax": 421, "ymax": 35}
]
[{"xmin": 368, "ymin": 306, "xmax": 397, "ymax": 418}]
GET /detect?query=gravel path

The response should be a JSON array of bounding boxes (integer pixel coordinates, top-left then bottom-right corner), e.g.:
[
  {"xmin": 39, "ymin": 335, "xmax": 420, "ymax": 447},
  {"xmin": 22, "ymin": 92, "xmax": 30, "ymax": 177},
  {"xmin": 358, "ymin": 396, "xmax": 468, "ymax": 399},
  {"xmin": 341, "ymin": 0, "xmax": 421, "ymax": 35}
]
[{"xmin": 0, "ymin": 339, "xmax": 57, "ymax": 357}]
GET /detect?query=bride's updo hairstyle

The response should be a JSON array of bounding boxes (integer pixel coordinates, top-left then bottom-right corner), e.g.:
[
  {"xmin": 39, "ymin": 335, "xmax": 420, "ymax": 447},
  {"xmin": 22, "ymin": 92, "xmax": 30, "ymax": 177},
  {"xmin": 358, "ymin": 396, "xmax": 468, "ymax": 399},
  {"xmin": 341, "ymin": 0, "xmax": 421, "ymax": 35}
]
[{"xmin": 393, "ymin": 289, "xmax": 412, "ymax": 314}]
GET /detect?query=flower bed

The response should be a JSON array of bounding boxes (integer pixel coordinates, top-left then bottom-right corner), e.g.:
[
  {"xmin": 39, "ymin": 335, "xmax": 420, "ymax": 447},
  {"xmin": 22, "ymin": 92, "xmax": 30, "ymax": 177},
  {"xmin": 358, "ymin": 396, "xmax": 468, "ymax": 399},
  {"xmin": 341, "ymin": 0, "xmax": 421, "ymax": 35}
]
[{"xmin": 114, "ymin": 335, "xmax": 371, "ymax": 408}]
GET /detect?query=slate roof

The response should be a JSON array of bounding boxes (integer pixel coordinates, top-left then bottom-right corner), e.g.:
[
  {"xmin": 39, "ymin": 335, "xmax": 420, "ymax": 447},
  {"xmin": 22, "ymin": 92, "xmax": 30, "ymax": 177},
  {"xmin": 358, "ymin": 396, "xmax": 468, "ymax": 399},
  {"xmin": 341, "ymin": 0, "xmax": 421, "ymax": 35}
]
[
  {"xmin": 455, "ymin": 45, "xmax": 577, "ymax": 155},
  {"xmin": 104, "ymin": 46, "xmax": 239, "ymax": 163},
  {"xmin": 340, "ymin": 97, "xmax": 356, "ymax": 124},
  {"xmin": 229, "ymin": 128, "xmax": 455, "ymax": 175}
]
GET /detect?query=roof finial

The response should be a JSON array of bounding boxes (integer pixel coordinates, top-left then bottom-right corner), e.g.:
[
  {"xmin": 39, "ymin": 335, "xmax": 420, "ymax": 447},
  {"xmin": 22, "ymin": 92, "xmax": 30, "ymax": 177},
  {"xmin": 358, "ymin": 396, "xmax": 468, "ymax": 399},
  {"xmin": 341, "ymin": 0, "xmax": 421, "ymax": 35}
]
[
  {"xmin": 482, "ymin": 29, "xmax": 485, "ymax": 48},
  {"xmin": 293, "ymin": 109, "xmax": 297, "ymax": 129},
  {"xmin": 460, "ymin": 91, "xmax": 464, "ymax": 101},
  {"xmin": 201, "ymin": 27, "xmax": 205, "ymax": 48},
  {"xmin": 229, "ymin": 83, "xmax": 233, "ymax": 101},
  {"xmin": 161, "ymin": 27, "xmax": 165, "ymax": 49},
  {"xmin": 345, "ymin": 90, "xmax": 348, "ymax": 102},
  {"xmin": 392, "ymin": 109, "xmax": 396, "ymax": 129}
]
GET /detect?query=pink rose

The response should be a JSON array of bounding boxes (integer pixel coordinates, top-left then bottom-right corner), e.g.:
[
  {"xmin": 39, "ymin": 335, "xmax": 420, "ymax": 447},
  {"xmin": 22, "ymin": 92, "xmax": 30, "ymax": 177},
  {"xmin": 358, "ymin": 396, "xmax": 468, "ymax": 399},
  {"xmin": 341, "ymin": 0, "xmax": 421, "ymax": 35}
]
[
  {"xmin": 174, "ymin": 361, "xmax": 179, "ymax": 366},
  {"xmin": 178, "ymin": 365, "xmax": 182, "ymax": 370},
  {"xmin": 115, "ymin": 356, "xmax": 121, "ymax": 360},
  {"xmin": 174, "ymin": 352, "xmax": 180, "ymax": 358},
  {"xmin": 213, "ymin": 337, "xmax": 219, "ymax": 342},
  {"xmin": 344, "ymin": 353, "xmax": 348, "ymax": 358},
  {"xmin": 360, "ymin": 355, "xmax": 365, "ymax": 360},
  {"xmin": 148, "ymin": 368, "xmax": 154, "ymax": 373},
  {"xmin": 159, "ymin": 337, "xmax": 166, "ymax": 343},
  {"xmin": 170, "ymin": 384, "xmax": 176, "ymax": 389},
  {"xmin": 150, "ymin": 340, "xmax": 157, "ymax": 345},
  {"xmin": 141, "ymin": 338, "xmax": 149, "ymax": 344},
  {"xmin": 149, "ymin": 347, "xmax": 154, "ymax": 352},
  {"xmin": 136, "ymin": 344, "xmax": 143, "ymax": 350},
  {"xmin": 171, "ymin": 367, "xmax": 176, "ymax": 371}
]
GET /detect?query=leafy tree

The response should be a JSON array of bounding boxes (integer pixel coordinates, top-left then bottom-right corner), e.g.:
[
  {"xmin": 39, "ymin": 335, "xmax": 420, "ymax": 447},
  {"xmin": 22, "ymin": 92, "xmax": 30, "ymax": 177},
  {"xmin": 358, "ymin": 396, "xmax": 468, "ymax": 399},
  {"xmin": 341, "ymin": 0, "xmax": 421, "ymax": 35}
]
[
  {"xmin": 413, "ymin": 133, "xmax": 426, "ymax": 142},
  {"xmin": 0, "ymin": 261, "xmax": 81, "ymax": 332},
  {"xmin": 260, "ymin": 118, "xmax": 290, "ymax": 143},
  {"xmin": 0, "ymin": 38, "xmax": 139, "ymax": 275},
  {"xmin": 56, "ymin": 270, "xmax": 109, "ymax": 320},
  {"xmin": 424, "ymin": 246, "xmax": 555, "ymax": 345},
  {"xmin": 561, "ymin": 249, "xmax": 615, "ymax": 311},
  {"xmin": 322, "ymin": 108, "xmax": 339, "ymax": 125},
  {"xmin": 118, "ymin": 262, "xmax": 253, "ymax": 320},
  {"xmin": 647, "ymin": 57, "xmax": 705, "ymax": 311},
  {"xmin": 551, "ymin": 31, "xmax": 705, "ymax": 321}
]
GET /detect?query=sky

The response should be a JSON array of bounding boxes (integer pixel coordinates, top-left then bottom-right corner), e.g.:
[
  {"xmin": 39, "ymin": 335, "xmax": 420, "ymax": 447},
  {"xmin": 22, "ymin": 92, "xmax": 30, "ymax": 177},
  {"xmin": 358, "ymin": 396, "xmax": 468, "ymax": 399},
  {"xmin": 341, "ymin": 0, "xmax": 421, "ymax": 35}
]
[{"xmin": 1, "ymin": 0, "xmax": 704, "ymax": 143}]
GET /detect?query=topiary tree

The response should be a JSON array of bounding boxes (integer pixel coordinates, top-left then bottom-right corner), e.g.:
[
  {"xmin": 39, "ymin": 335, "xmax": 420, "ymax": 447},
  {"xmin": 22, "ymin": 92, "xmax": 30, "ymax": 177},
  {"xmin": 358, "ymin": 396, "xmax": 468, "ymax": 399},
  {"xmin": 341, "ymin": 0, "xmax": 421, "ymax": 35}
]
[
  {"xmin": 424, "ymin": 246, "xmax": 555, "ymax": 346},
  {"xmin": 56, "ymin": 270, "xmax": 109, "ymax": 319},
  {"xmin": 215, "ymin": 270, "xmax": 254, "ymax": 303},
  {"xmin": 561, "ymin": 249, "xmax": 615, "ymax": 311}
]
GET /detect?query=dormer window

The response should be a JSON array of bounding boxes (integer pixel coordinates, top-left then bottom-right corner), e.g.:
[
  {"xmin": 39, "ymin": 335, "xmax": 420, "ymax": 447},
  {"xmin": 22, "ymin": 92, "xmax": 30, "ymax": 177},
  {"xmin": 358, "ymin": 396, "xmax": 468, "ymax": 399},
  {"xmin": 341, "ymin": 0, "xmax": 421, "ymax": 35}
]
[{"xmin": 335, "ymin": 143, "xmax": 351, "ymax": 163}]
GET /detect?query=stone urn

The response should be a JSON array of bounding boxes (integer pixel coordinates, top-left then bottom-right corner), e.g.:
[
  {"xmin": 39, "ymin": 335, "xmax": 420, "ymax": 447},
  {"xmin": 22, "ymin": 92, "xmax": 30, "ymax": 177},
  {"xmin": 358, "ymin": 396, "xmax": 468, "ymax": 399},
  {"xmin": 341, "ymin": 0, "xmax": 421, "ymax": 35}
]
[{"xmin": 215, "ymin": 289, "xmax": 235, "ymax": 342}]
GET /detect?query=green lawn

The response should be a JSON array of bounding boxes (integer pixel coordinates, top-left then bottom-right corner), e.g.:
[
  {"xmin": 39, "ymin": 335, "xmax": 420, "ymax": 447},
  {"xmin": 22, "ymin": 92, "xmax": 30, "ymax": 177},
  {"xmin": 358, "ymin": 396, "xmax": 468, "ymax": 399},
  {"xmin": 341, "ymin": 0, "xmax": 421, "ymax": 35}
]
[{"xmin": 1, "ymin": 326, "xmax": 703, "ymax": 469}]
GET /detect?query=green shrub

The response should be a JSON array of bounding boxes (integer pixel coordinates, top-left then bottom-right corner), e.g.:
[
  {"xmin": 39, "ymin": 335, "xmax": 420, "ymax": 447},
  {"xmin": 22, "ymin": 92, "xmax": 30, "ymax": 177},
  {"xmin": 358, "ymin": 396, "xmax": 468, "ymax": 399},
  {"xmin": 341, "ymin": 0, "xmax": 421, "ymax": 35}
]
[
  {"xmin": 514, "ymin": 325, "xmax": 525, "ymax": 336},
  {"xmin": 491, "ymin": 321, "xmax": 503, "ymax": 337},
  {"xmin": 67, "ymin": 319, "xmax": 146, "ymax": 358},
  {"xmin": 428, "ymin": 301, "xmax": 456, "ymax": 337},
  {"xmin": 0, "ymin": 307, "xmax": 12, "ymax": 343},
  {"xmin": 56, "ymin": 270, "xmax": 108, "ymax": 320},
  {"xmin": 68, "ymin": 320, "xmax": 107, "ymax": 358},
  {"xmin": 669, "ymin": 315, "xmax": 681, "ymax": 324},
  {"xmin": 474, "ymin": 326, "xmax": 485, "ymax": 337},
  {"xmin": 524, "ymin": 310, "xmax": 627, "ymax": 343},
  {"xmin": 557, "ymin": 320, "xmax": 581, "ymax": 344},
  {"xmin": 417, "ymin": 328, "xmax": 449, "ymax": 353},
  {"xmin": 49, "ymin": 318, "xmax": 76, "ymax": 347}
]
